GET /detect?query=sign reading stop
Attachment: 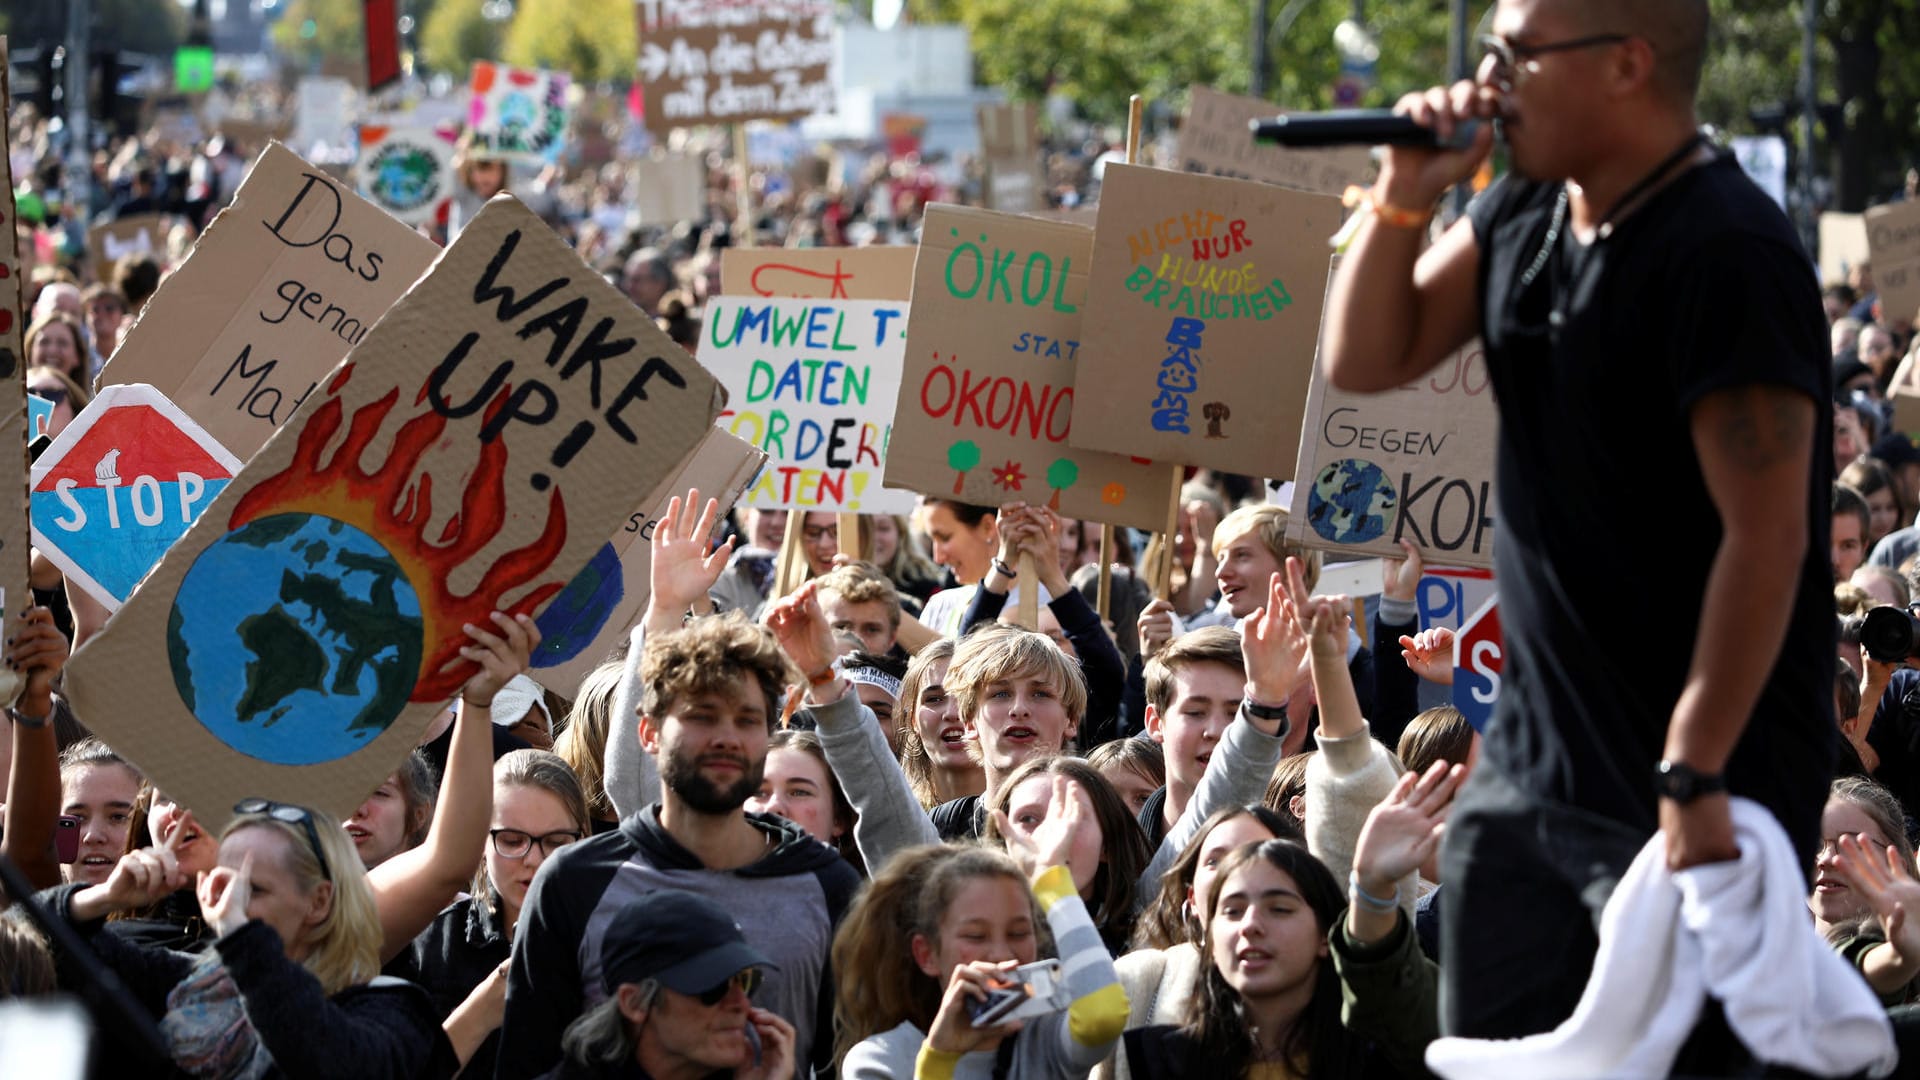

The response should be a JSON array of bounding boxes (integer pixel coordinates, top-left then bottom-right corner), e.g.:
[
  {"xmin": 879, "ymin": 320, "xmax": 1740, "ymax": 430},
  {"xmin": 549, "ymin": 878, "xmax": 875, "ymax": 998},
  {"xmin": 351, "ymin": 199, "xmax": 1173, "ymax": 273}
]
[
  {"xmin": 30, "ymin": 384, "xmax": 242, "ymax": 610},
  {"xmin": 1452, "ymin": 593, "xmax": 1501, "ymax": 732}
]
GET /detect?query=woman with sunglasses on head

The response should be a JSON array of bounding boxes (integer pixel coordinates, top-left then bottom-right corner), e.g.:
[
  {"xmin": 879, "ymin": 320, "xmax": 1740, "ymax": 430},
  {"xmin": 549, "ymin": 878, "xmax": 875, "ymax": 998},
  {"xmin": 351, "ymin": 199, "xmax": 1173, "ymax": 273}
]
[
  {"xmin": 43, "ymin": 797, "xmax": 440, "ymax": 1077},
  {"xmin": 394, "ymin": 749, "xmax": 591, "ymax": 1079}
]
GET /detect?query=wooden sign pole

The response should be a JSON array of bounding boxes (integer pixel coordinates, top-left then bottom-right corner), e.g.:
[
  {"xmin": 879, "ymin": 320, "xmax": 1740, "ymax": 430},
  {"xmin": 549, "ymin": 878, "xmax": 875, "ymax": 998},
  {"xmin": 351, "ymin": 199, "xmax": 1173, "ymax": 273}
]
[
  {"xmin": 837, "ymin": 510, "xmax": 864, "ymax": 562},
  {"xmin": 1096, "ymin": 94, "xmax": 1147, "ymax": 623},
  {"xmin": 1016, "ymin": 553, "xmax": 1039, "ymax": 629},
  {"xmin": 773, "ymin": 510, "xmax": 807, "ymax": 600}
]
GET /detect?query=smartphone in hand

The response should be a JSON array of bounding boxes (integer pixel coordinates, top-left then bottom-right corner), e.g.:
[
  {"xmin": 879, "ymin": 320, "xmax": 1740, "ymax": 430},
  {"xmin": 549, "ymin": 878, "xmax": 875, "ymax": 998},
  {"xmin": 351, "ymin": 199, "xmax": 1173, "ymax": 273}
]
[{"xmin": 967, "ymin": 959, "xmax": 1069, "ymax": 1027}]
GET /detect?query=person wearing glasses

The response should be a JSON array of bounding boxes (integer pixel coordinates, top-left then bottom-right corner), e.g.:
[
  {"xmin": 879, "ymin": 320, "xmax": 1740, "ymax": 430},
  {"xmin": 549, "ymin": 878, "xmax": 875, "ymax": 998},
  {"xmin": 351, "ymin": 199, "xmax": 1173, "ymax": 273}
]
[
  {"xmin": 392, "ymin": 749, "xmax": 592, "ymax": 1080},
  {"xmin": 43, "ymin": 798, "xmax": 439, "ymax": 1077},
  {"xmin": 1323, "ymin": 0, "xmax": 1835, "ymax": 1061},
  {"xmin": 554, "ymin": 888, "xmax": 795, "ymax": 1080}
]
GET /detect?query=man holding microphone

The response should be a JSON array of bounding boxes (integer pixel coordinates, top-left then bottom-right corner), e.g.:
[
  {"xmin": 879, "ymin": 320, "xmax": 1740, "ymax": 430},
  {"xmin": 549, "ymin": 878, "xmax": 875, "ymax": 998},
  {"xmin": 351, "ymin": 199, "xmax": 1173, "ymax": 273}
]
[{"xmin": 1321, "ymin": 0, "xmax": 1835, "ymax": 1060}]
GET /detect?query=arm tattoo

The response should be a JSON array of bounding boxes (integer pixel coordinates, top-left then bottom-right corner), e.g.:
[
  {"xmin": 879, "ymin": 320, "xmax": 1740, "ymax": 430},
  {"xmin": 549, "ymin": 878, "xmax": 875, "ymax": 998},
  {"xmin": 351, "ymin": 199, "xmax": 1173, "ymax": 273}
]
[{"xmin": 1711, "ymin": 386, "xmax": 1812, "ymax": 473}]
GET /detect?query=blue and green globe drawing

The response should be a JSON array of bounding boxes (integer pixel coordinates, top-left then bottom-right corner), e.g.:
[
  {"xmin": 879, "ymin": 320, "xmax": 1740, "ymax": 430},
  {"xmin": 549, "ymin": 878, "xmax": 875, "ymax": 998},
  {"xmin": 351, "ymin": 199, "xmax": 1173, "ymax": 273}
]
[
  {"xmin": 532, "ymin": 542, "xmax": 624, "ymax": 669},
  {"xmin": 1307, "ymin": 459, "xmax": 1399, "ymax": 545},
  {"xmin": 167, "ymin": 513, "xmax": 424, "ymax": 766}
]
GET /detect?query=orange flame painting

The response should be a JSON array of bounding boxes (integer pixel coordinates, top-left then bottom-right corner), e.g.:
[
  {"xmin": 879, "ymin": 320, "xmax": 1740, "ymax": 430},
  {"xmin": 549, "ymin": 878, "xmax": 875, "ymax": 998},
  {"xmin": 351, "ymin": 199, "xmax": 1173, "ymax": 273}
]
[{"xmin": 229, "ymin": 363, "xmax": 568, "ymax": 703}]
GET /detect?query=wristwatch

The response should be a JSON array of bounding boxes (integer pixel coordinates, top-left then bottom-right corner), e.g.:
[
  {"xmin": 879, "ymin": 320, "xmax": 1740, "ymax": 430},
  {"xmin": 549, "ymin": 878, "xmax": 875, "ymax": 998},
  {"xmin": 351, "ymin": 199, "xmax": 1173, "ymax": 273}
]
[{"xmin": 1654, "ymin": 760, "xmax": 1725, "ymax": 804}]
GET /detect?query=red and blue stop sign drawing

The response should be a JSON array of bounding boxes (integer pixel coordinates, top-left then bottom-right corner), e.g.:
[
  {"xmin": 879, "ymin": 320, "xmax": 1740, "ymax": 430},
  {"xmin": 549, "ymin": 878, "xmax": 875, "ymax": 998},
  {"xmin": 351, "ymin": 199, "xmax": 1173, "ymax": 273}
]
[{"xmin": 30, "ymin": 384, "xmax": 243, "ymax": 610}]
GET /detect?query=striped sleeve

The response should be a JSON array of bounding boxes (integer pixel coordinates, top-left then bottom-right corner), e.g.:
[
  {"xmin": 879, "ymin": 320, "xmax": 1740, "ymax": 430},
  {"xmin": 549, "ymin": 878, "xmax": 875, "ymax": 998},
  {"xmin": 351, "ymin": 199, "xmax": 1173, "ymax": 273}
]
[{"xmin": 1031, "ymin": 866, "xmax": 1130, "ymax": 1058}]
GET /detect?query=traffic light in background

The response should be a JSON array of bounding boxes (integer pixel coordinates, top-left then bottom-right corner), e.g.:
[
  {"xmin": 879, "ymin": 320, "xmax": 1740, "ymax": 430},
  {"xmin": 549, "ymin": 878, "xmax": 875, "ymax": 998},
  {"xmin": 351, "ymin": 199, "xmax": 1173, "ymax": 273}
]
[{"xmin": 91, "ymin": 50, "xmax": 141, "ymax": 137}]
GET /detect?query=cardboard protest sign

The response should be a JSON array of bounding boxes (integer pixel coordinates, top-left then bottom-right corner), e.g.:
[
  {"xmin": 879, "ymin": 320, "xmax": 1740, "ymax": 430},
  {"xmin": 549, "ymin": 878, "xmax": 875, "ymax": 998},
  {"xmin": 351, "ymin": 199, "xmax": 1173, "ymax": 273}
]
[
  {"xmin": 30, "ymin": 384, "xmax": 242, "ymax": 610},
  {"xmin": 468, "ymin": 61, "xmax": 572, "ymax": 164},
  {"xmin": 1821, "ymin": 212, "xmax": 1870, "ymax": 287},
  {"xmin": 978, "ymin": 102, "xmax": 1044, "ymax": 214},
  {"xmin": 87, "ymin": 214, "xmax": 174, "ymax": 277},
  {"xmin": 635, "ymin": 0, "xmax": 835, "ymax": 135},
  {"xmin": 705, "ymin": 297, "xmax": 916, "ymax": 514},
  {"xmin": 1068, "ymin": 164, "xmax": 1343, "ymax": 479},
  {"xmin": 1890, "ymin": 390, "xmax": 1920, "ymax": 440},
  {"xmin": 355, "ymin": 123, "xmax": 456, "ymax": 226},
  {"xmin": 63, "ymin": 195, "xmax": 726, "ymax": 828},
  {"xmin": 0, "ymin": 40, "xmax": 28, "ymax": 703},
  {"xmin": 719, "ymin": 247, "xmax": 917, "ymax": 301},
  {"xmin": 1867, "ymin": 199, "xmax": 1920, "ymax": 325},
  {"xmin": 1178, "ymin": 86, "xmax": 1369, "ymax": 198},
  {"xmin": 1287, "ymin": 261, "xmax": 1497, "ymax": 567},
  {"xmin": 632, "ymin": 151, "xmax": 707, "ymax": 226},
  {"xmin": 530, "ymin": 428, "xmax": 766, "ymax": 698},
  {"xmin": 889, "ymin": 205, "xmax": 1177, "ymax": 531},
  {"xmin": 99, "ymin": 143, "xmax": 440, "ymax": 462}
]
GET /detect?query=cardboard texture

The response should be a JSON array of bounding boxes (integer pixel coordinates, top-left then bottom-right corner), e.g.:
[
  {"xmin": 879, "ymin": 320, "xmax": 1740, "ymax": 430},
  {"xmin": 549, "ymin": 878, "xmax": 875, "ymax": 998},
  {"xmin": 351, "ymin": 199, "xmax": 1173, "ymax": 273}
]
[
  {"xmin": 98, "ymin": 143, "xmax": 440, "ymax": 462},
  {"xmin": 63, "ymin": 195, "xmax": 726, "ymax": 829},
  {"xmin": 1821, "ymin": 212, "xmax": 1870, "ymax": 287},
  {"xmin": 888, "ymin": 205, "xmax": 1177, "ymax": 531},
  {"xmin": 1178, "ymin": 86, "xmax": 1370, "ymax": 197},
  {"xmin": 467, "ymin": 62, "xmax": 572, "ymax": 164},
  {"xmin": 707, "ymin": 297, "xmax": 917, "ymax": 515},
  {"xmin": 1069, "ymin": 163, "xmax": 1343, "ymax": 479},
  {"xmin": 979, "ymin": 102, "xmax": 1045, "ymax": 214},
  {"xmin": 1890, "ymin": 390, "xmax": 1920, "ymax": 439},
  {"xmin": 355, "ymin": 123, "xmax": 456, "ymax": 226},
  {"xmin": 635, "ymin": 0, "xmax": 835, "ymax": 135},
  {"xmin": 30, "ymin": 384, "xmax": 244, "ymax": 611},
  {"xmin": 1287, "ymin": 329, "xmax": 1497, "ymax": 566},
  {"xmin": 719, "ymin": 247, "xmax": 917, "ymax": 300},
  {"xmin": 0, "ymin": 39, "xmax": 27, "ymax": 703},
  {"xmin": 632, "ymin": 151, "xmax": 708, "ymax": 226},
  {"xmin": 87, "ymin": 214, "xmax": 175, "ymax": 278},
  {"xmin": 1867, "ymin": 200, "xmax": 1920, "ymax": 325},
  {"xmin": 530, "ymin": 427, "xmax": 766, "ymax": 698}
]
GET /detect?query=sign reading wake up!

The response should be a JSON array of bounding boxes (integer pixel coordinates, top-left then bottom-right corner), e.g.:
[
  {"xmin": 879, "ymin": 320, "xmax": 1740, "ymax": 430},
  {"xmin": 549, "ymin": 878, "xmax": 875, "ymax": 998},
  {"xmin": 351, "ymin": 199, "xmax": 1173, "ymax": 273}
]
[{"xmin": 64, "ymin": 195, "xmax": 725, "ymax": 829}]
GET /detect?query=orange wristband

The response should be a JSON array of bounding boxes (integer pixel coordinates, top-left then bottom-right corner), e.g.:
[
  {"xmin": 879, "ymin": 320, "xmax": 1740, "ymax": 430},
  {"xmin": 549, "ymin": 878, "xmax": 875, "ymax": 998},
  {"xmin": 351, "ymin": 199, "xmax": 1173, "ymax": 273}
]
[{"xmin": 1343, "ymin": 185, "xmax": 1432, "ymax": 230}]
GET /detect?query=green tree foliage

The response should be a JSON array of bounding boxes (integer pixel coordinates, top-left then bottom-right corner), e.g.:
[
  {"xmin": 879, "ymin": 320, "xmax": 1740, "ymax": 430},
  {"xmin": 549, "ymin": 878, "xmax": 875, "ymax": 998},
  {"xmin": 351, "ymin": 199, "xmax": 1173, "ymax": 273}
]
[
  {"xmin": 417, "ymin": 0, "xmax": 506, "ymax": 78},
  {"xmin": 503, "ymin": 0, "xmax": 636, "ymax": 84},
  {"xmin": 271, "ymin": 0, "xmax": 367, "ymax": 70}
]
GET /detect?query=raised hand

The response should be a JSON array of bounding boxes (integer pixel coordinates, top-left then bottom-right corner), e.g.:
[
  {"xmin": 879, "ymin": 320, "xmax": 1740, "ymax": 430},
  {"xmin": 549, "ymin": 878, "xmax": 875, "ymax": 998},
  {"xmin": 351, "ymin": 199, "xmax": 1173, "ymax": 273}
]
[
  {"xmin": 650, "ymin": 488, "xmax": 734, "ymax": 617},
  {"xmin": 198, "ymin": 849, "xmax": 255, "ymax": 940},
  {"xmin": 77, "ymin": 819, "xmax": 191, "ymax": 920},
  {"xmin": 1834, "ymin": 834, "xmax": 1920, "ymax": 973},
  {"xmin": 7, "ymin": 606, "xmax": 68, "ymax": 714},
  {"xmin": 459, "ymin": 611, "xmax": 539, "ymax": 706},
  {"xmin": 1013, "ymin": 505, "xmax": 1071, "ymax": 595},
  {"xmin": 993, "ymin": 773, "xmax": 1091, "ymax": 883},
  {"xmin": 1138, "ymin": 598, "xmax": 1178, "ymax": 659},
  {"xmin": 1397, "ymin": 627, "xmax": 1456, "ymax": 685},
  {"xmin": 764, "ymin": 582, "xmax": 838, "ymax": 688},
  {"xmin": 1381, "ymin": 538, "xmax": 1424, "ymax": 604},
  {"xmin": 1240, "ymin": 571, "xmax": 1308, "ymax": 707},
  {"xmin": 1281, "ymin": 555, "xmax": 1350, "ymax": 660},
  {"xmin": 1353, "ymin": 761, "xmax": 1465, "ymax": 898}
]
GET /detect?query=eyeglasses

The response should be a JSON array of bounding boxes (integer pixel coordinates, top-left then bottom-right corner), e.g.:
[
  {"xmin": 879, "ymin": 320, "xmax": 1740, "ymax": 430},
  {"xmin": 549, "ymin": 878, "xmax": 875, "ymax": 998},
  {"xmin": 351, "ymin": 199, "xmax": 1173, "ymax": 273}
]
[
  {"xmin": 488, "ymin": 827, "xmax": 582, "ymax": 859},
  {"xmin": 28, "ymin": 386, "xmax": 68, "ymax": 407},
  {"xmin": 695, "ymin": 967, "xmax": 763, "ymax": 1006},
  {"xmin": 232, "ymin": 799, "xmax": 332, "ymax": 883},
  {"xmin": 1479, "ymin": 32, "xmax": 1631, "ymax": 90}
]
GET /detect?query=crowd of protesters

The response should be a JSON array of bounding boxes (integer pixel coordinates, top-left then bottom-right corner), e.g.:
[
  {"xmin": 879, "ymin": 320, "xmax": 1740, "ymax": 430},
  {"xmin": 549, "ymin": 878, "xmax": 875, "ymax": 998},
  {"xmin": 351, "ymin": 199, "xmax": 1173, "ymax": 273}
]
[{"xmin": 14, "ymin": 3, "xmax": 1920, "ymax": 1077}]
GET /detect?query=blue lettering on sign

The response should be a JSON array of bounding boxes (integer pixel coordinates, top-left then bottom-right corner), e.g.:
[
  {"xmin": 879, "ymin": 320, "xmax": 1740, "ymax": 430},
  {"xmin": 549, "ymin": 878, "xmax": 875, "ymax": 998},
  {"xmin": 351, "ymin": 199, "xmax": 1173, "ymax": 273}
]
[{"xmin": 1151, "ymin": 317, "xmax": 1205, "ymax": 434}]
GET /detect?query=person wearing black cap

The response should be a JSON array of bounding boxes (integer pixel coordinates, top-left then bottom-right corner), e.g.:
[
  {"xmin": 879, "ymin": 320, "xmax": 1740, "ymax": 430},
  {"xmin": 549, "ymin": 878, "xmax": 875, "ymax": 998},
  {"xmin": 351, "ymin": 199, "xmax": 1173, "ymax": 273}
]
[{"xmin": 555, "ymin": 889, "xmax": 795, "ymax": 1080}]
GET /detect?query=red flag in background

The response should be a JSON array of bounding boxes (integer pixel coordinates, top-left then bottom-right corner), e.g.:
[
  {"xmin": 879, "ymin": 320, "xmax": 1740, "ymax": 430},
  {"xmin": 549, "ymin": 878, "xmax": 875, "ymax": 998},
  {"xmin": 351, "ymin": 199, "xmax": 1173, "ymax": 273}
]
[{"xmin": 365, "ymin": 0, "xmax": 401, "ymax": 91}]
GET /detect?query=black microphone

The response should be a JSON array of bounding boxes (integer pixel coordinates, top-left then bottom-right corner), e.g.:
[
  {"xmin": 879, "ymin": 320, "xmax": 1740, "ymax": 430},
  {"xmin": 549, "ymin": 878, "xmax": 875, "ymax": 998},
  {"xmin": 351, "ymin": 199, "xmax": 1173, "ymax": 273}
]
[{"xmin": 1249, "ymin": 109, "xmax": 1486, "ymax": 150}]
